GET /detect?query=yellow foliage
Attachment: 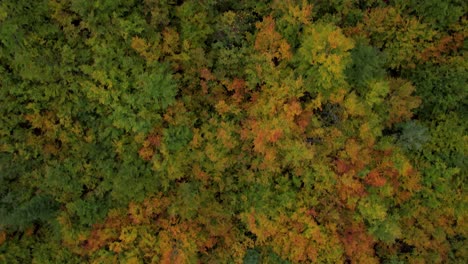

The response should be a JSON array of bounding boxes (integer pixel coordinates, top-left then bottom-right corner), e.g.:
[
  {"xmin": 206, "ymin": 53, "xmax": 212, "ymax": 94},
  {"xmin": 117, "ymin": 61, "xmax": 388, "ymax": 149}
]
[
  {"xmin": 131, "ymin": 36, "xmax": 149, "ymax": 55},
  {"xmin": 119, "ymin": 227, "xmax": 138, "ymax": 245},
  {"xmin": 359, "ymin": 122, "xmax": 375, "ymax": 147},
  {"xmin": 161, "ymin": 27, "xmax": 180, "ymax": 55},
  {"xmin": 344, "ymin": 92, "xmax": 366, "ymax": 117},
  {"xmin": 273, "ymin": 0, "xmax": 313, "ymax": 25},
  {"xmin": 127, "ymin": 257, "xmax": 141, "ymax": 264},
  {"xmin": 386, "ymin": 79, "xmax": 421, "ymax": 126},
  {"xmin": 131, "ymin": 36, "xmax": 160, "ymax": 62},
  {"xmin": 255, "ymin": 16, "xmax": 292, "ymax": 61}
]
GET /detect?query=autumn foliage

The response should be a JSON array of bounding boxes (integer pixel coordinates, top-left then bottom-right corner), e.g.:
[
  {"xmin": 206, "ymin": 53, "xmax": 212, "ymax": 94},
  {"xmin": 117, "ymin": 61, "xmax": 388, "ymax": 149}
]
[{"xmin": 0, "ymin": 0, "xmax": 466, "ymax": 263}]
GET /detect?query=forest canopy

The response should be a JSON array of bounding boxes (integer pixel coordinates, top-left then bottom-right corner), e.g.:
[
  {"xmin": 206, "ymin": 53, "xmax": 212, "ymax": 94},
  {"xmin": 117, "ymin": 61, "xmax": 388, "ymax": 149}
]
[{"xmin": 0, "ymin": 0, "xmax": 466, "ymax": 263}]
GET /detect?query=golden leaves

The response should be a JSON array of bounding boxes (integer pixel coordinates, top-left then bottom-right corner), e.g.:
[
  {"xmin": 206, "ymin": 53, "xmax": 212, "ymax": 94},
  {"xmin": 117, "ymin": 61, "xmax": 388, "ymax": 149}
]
[
  {"xmin": 243, "ymin": 208, "xmax": 324, "ymax": 263},
  {"xmin": 217, "ymin": 125, "xmax": 236, "ymax": 149},
  {"xmin": 273, "ymin": 0, "xmax": 313, "ymax": 25},
  {"xmin": 131, "ymin": 36, "xmax": 149, "ymax": 53},
  {"xmin": 128, "ymin": 202, "xmax": 145, "ymax": 225},
  {"xmin": 215, "ymin": 99, "xmax": 242, "ymax": 116},
  {"xmin": 24, "ymin": 112, "xmax": 57, "ymax": 134},
  {"xmin": 343, "ymin": 92, "xmax": 366, "ymax": 117},
  {"xmin": 215, "ymin": 100, "xmax": 230, "ymax": 115},
  {"xmin": 327, "ymin": 30, "xmax": 341, "ymax": 49},
  {"xmin": 254, "ymin": 16, "xmax": 292, "ymax": 62},
  {"xmin": 359, "ymin": 7, "xmax": 436, "ymax": 68},
  {"xmin": 344, "ymin": 139, "xmax": 360, "ymax": 162},
  {"xmin": 338, "ymin": 173, "xmax": 367, "ymax": 209},
  {"xmin": 119, "ymin": 227, "xmax": 138, "ymax": 245},
  {"xmin": 329, "ymin": 89, "xmax": 347, "ymax": 105},
  {"xmin": 161, "ymin": 27, "xmax": 180, "ymax": 55},
  {"xmin": 298, "ymin": 23, "xmax": 354, "ymax": 93},
  {"xmin": 284, "ymin": 99, "xmax": 302, "ymax": 121},
  {"xmin": 386, "ymin": 79, "xmax": 421, "ymax": 126},
  {"xmin": 359, "ymin": 122, "xmax": 375, "ymax": 147},
  {"xmin": 189, "ymin": 128, "xmax": 202, "ymax": 149},
  {"xmin": 131, "ymin": 36, "xmax": 160, "ymax": 62}
]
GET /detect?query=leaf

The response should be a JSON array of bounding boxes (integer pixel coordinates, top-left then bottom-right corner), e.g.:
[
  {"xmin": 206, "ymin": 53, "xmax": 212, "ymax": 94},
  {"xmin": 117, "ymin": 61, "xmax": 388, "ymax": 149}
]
[
  {"xmin": 386, "ymin": 79, "xmax": 421, "ymax": 126},
  {"xmin": 365, "ymin": 170, "xmax": 387, "ymax": 187},
  {"xmin": 255, "ymin": 16, "xmax": 292, "ymax": 61}
]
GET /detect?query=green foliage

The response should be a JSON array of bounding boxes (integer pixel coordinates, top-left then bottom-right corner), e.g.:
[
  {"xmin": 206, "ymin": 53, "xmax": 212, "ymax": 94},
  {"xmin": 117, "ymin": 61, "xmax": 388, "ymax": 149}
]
[
  {"xmin": 66, "ymin": 198, "xmax": 109, "ymax": 227},
  {"xmin": 243, "ymin": 249, "xmax": 261, "ymax": 264},
  {"xmin": 163, "ymin": 125, "xmax": 193, "ymax": 152},
  {"xmin": 403, "ymin": 61, "xmax": 467, "ymax": 118},
  {"xmin": 345, "ymin": 42, "xmax": 387, "ymax": 95},
  {"xmin": 296, "ymin": 22, "xmax": 354, "ymax": 95},
  {"xmin": 393, "ymin": 0, "xmax": 466, "ymax": 29},
  {"xmin": 176, "ymin": 0, "xmax": 214, "ymax": 48},
  {"xmin": 0, "ymin": 0, "xmax": 466, "ymax": 263},
  {"xmin": 396, "ymin": 121, "xmax": 430, "ymax": 152},
  {"xmin": 369, "ymin": 216, "xmax": 402, "ymax": 243},
  {"xmin": 0, "ymin": 232, "xmax": 82, "ymax": 264},
  {"xmin": 0, "ymin": 195, "xmax": 59, "ymax": 231}
]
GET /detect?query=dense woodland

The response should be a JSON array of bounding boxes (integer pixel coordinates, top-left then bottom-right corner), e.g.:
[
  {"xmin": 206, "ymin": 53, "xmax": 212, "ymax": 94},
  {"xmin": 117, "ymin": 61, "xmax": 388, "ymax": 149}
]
[{"xmin": 0, "ymin": 0, "xmax": 466, "ymax": 263}]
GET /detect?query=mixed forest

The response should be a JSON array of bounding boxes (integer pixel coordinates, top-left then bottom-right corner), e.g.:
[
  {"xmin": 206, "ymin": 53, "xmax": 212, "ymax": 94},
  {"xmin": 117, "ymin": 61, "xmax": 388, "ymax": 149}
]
[{"xmin": 0, "ymin": 0, "xmax": 467, "ymax": 263}]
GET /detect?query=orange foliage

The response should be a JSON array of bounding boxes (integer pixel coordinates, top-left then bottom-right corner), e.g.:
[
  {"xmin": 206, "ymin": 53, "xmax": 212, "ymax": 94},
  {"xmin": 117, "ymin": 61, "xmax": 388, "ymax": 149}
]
[
  {"xmin": 268, "ymin": 128, "xmax": 283, "ymax": 143},
  {"xmin": 253, "ymin": 129, "xmax": 268, "ymax": 154},
  {"xmin": 192, "ymin": 164, "xmax": 209, "ymax": 182},
  {"xmin": 147, "ymin": 133, "xmax": 161, "ymax": 147},
  {"xmin": 199, "ymin": 67, "xmax": 216, "ymax": 95},
  {"xmin": 419, "ymin": 33, "xmax": 465, "ymax": 63},
  {"xmin": 341, "ymin": 223, "xmax": 378, "ymax": 263},
  {"xmin": 365, "ymin": 170, "xmax": 387, "ymax": 187},
  {"xmin": 338, "ymin": 174, "xmax": 367, "ymax": 209},
  {"xmin": 284, "ymin": 99, "xmax": 303, "ymax": 121},
  {"xmin": 0, "ymin": 231, "xmax": 6, "ymax": 245},
  {"xmin": 138, "ymin": 146, "xmax": 154, "ymax": 161},
  {"xmin": 76, "ymin": 193, "xmax": 245, "ymax": 262},
  {"xmin": 244, "ymin": 208, "xmax": 326, "ymax": 262},
  {"xmin": 82, "ymin": 225, "xmax": 119, "ymax": 253},
  {"xmin": 200, "ymin": 68, "xmax": 215, "ymax": 81},
  {"xmin": 335, "ymin": 159, "xmax": 352, "ymax": 175},
  {"xmin": 227, "ymin": 78, "xmax": 246, "ymax": 103},
  {"xmin": 296, "ymin": 110, "xmax": 312, "ymax": 132}
]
